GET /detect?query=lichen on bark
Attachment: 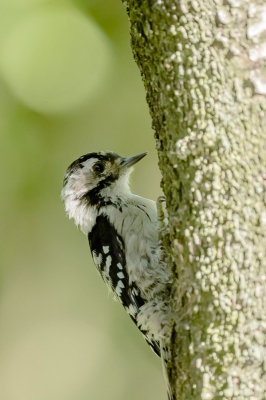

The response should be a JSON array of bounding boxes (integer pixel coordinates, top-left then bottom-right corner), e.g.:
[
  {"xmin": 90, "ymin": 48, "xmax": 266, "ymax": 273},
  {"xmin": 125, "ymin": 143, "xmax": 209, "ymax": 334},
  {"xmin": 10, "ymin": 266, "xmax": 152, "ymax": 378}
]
[{"xmin": 122, "ymin": 0, "xmax": 266, "ymax": 399}]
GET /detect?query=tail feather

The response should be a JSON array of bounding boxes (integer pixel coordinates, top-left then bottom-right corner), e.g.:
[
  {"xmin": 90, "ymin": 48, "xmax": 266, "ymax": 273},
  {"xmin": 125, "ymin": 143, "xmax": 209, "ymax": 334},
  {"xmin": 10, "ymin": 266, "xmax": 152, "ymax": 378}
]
[{"xmin": 160, "ymin": 341, "xmax": 174, "ymax": 400}]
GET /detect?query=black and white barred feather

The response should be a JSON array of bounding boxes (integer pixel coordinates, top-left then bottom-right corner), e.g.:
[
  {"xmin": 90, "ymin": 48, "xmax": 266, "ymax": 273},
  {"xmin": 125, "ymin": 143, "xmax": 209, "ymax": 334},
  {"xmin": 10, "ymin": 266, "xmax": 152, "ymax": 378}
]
[{"xmin": 61, "ymin": 151, "xmax": 173, "ymax": 399}]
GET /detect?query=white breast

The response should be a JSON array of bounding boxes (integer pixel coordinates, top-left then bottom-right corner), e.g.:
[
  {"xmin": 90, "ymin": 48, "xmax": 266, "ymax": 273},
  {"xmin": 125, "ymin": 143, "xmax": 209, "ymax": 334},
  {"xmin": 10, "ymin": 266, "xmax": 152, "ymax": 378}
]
[{"xmin": 101, "ymin": 195, "xmax": 169, "ymax": 294}]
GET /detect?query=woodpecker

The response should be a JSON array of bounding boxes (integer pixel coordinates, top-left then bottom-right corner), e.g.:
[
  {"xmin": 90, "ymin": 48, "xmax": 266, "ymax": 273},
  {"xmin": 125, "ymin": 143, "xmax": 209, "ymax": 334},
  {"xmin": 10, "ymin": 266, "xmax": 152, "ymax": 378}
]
[{"xmin": 61, "ymin": 151, "xmax": 173, "ymax": 399}]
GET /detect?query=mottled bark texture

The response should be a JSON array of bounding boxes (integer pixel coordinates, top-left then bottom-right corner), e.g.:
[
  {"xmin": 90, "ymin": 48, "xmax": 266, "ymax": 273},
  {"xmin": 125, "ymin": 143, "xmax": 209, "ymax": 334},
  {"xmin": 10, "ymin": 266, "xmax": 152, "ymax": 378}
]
[{"xmin": 123, "ymin": 0, "xmax": 266, "ymax": 399}]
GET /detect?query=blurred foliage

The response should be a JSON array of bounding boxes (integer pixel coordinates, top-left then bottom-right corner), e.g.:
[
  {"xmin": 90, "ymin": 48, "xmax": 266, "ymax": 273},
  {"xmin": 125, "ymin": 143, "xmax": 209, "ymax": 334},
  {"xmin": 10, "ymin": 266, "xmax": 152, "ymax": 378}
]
[{"xmin": 0, "ymin": 1, "xmax": 166, "ymax": 400}]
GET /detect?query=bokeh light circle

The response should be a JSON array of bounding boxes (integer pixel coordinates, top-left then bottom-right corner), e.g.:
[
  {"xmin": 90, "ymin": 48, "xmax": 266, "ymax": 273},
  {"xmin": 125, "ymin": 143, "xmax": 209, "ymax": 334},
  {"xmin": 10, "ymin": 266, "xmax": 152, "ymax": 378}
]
[{"xmin": 0, "ymin": 7, "xmax": 111, "ymax": 114}]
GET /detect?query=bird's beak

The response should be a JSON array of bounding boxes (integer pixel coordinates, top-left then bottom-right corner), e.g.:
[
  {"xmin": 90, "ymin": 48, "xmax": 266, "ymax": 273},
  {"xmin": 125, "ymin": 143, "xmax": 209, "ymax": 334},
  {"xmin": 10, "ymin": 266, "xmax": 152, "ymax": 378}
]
[{"xmin": 120, "ymin": 152, "xmax": 148, "ymax": 170}]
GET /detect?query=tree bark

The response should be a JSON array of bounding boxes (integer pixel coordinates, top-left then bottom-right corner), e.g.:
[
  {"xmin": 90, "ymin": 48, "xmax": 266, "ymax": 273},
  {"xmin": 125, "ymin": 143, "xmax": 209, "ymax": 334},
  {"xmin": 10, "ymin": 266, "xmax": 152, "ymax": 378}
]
[{"xmin": 123, "ymin": 0, "xmax": 266, "ymax": 399}]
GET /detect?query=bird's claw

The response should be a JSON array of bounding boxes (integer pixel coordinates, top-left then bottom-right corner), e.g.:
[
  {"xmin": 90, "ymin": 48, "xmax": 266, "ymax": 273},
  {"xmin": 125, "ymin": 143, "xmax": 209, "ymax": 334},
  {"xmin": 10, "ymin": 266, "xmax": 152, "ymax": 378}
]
[{"xmin": 156, "ymin": 196, "xmax": 168, "ymax": 232}]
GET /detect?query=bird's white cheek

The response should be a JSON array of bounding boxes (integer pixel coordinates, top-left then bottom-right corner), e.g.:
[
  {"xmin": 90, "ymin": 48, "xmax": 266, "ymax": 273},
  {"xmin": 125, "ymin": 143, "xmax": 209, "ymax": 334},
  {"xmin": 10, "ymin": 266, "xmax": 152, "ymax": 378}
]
[{"xmin": 72, "ymin": 173, "xmax": 89, "ymax": 193}]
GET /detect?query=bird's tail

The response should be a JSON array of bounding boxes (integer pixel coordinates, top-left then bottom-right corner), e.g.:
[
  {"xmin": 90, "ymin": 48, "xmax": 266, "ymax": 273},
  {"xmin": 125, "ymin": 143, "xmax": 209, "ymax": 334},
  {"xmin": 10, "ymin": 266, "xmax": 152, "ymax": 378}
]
[{"xmin": 160, "ymin": 341, "xmax": 174, "ymax": 400}]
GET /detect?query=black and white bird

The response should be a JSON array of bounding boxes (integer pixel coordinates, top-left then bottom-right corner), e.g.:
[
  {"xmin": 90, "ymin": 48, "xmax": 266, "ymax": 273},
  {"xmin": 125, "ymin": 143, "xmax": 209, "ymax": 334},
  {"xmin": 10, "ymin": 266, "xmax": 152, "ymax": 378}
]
[{"xmin": 61, "ymin": 151, "xmax": 173, "ymax": 399}]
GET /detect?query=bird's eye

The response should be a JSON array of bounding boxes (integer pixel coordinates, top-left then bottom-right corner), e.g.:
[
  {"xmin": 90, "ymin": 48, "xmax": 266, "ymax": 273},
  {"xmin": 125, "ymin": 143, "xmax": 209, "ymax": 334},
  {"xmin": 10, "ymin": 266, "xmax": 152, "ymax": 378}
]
[{"xmin": 93, "ymin": 162, "xmax": 104, "ymax": 173}]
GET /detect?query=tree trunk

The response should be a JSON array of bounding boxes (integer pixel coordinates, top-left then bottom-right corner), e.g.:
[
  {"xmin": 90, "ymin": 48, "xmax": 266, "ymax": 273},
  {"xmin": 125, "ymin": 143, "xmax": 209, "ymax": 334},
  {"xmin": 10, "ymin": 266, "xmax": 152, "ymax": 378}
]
[{"xmin": 122, "ymin": 0, "xmax": 266, "ymax": 399}]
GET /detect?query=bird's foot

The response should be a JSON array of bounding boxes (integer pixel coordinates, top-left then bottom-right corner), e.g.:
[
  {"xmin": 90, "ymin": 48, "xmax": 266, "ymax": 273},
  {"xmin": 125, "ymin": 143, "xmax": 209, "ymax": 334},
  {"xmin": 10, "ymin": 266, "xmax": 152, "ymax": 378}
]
[{"xmin": 156, "ymin": 196, "xmax": 169, "ymax": 232}]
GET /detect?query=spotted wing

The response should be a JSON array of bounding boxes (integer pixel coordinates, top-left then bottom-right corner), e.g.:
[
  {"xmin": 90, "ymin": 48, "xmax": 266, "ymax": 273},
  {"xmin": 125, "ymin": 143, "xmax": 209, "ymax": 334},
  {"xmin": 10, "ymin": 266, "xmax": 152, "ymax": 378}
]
[{"xmin": 88, "ymin": 214, "xmax": 161, "ymax": 357}]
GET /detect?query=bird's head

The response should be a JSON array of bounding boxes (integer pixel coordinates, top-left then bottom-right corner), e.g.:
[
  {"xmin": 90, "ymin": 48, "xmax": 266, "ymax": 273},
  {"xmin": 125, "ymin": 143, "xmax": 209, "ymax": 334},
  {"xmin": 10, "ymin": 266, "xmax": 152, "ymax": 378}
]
[{"xmin": 61, "ymin": 151, "xmax": 147, "ymax": 206}]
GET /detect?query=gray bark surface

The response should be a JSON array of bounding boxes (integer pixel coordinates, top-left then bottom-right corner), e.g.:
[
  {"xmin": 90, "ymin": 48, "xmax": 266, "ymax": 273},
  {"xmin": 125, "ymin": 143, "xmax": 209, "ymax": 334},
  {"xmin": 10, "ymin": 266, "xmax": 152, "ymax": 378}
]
[{"xmin": 123, "ymin": 0, "xmax": 266, "ymax": 399}]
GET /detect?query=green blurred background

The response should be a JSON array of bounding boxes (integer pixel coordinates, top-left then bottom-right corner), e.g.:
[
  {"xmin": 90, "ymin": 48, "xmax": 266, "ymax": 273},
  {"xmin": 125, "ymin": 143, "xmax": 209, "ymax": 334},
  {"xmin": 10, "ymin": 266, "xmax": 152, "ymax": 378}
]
[{"xmin": 0, "ymin": 1, "xmax": 165, "ymax": 399}]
